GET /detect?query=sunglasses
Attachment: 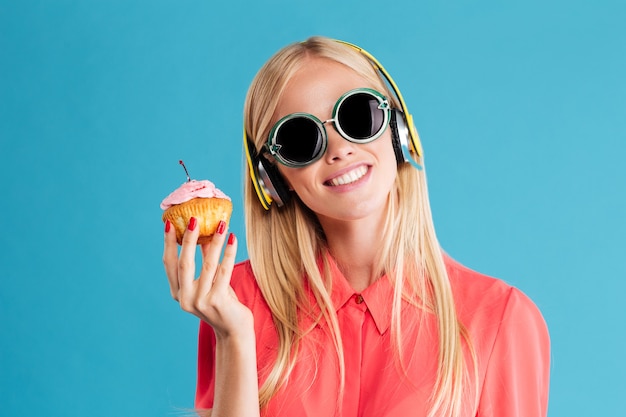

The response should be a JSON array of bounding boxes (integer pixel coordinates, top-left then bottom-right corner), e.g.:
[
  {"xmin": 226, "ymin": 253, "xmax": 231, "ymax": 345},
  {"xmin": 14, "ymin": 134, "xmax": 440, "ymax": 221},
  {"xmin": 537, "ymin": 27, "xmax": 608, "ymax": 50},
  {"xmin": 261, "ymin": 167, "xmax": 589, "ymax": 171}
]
[{"xmin": 265, "ymin": 88, "xmax": 390, "ymax": 167}]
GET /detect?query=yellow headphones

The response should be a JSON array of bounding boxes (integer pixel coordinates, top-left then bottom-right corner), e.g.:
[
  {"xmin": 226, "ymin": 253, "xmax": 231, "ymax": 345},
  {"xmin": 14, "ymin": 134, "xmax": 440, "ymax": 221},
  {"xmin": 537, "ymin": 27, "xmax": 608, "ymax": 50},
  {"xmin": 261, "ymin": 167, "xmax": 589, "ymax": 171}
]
[{"xmin": 244, "ymin": 39, "xmax": 423, "ymax": 210}]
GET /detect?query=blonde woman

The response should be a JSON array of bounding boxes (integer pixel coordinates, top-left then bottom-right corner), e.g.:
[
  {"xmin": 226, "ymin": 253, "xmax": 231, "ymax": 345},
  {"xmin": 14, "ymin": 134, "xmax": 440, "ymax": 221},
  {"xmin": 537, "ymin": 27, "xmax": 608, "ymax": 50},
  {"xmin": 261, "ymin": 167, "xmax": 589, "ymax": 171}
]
[{"xmin": 163, "ymin": 36, "xmax": 550, "ymax": 417}]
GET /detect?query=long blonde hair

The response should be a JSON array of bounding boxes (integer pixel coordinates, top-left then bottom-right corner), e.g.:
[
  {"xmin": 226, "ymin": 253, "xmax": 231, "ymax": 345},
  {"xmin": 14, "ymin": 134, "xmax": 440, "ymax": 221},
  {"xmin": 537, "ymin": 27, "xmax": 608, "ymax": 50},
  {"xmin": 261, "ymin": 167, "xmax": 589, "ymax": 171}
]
[{"xmin": 243, "ymin": 36, "xmax": 477, "ymax": 417}]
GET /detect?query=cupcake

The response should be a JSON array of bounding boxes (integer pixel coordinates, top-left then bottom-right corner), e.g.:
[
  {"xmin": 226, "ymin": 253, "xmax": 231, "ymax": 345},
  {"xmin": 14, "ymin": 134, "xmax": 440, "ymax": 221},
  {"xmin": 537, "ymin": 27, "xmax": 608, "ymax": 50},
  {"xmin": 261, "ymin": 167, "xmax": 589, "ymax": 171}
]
[{"xmin": 161, "ymin": 178, "xmax": 232, "ymax": 245}]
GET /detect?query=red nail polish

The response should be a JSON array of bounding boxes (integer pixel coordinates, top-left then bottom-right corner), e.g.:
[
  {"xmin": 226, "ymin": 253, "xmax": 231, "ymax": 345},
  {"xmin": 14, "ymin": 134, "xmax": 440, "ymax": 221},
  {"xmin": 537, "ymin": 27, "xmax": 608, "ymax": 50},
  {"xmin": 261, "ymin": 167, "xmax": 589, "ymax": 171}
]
[
  {"xmin": 227, "ymin": 232, "xmax": 235, "ymax": 245},
  {"xmin": 164, "ymin": 220, "xmax": 171, "ymax": 233},
  {"xmin": 217, "ymin": 220, "xmax": 226, "ymax": 235},
  {"xmin": 188, "ymin": 217, "xmax": 197, "ymax": 231}
]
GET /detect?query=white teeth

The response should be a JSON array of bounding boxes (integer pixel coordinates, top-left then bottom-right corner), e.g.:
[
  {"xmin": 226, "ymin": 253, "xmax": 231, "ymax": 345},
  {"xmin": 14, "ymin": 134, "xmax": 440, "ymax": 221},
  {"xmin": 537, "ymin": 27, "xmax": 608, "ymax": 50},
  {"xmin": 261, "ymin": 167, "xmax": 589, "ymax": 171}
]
[{"xmin": 328, "ymin": 166, "xmax": 368, "ymax": 186}]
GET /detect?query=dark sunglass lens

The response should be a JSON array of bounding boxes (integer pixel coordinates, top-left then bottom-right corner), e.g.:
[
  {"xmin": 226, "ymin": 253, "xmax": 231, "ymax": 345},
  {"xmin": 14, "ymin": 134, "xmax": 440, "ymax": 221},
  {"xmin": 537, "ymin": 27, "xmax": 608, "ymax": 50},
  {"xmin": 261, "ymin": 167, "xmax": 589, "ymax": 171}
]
[
  {"xmin": 338, "ymin": 93, "xmax": 385, "ymax": 140},
  {"xmin": 276, "ymin": 117, "xmax": 324, "ymax": 164}
]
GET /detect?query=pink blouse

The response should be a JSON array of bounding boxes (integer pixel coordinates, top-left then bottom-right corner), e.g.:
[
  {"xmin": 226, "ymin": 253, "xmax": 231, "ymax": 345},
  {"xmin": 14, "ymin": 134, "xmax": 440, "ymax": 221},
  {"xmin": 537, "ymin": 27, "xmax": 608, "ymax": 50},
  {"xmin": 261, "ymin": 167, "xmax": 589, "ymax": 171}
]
[{"xmin": 195, "ymin": 256, "xmax": 550, "ymax": 416}]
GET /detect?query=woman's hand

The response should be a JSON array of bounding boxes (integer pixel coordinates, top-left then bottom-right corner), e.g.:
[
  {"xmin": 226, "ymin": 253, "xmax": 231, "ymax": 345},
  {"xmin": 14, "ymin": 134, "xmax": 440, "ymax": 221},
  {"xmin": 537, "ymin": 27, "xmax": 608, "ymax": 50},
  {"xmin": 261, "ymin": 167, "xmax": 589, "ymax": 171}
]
[
  {"xmin": 163, "ymin": 217, "xmax": 253, "ymax": 341},
  {"xmin": 164, "ymin": 218, "xmax": 260, "ymax": 416}
]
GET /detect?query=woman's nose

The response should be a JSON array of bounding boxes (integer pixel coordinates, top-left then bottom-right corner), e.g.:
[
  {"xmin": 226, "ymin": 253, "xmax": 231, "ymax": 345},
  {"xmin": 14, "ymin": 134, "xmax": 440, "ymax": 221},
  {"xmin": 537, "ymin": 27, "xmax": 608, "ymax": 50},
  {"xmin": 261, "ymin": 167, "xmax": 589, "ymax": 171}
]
[{"xmin": 324, "ymin": 124, "xmax": 355, "ymax": 163}]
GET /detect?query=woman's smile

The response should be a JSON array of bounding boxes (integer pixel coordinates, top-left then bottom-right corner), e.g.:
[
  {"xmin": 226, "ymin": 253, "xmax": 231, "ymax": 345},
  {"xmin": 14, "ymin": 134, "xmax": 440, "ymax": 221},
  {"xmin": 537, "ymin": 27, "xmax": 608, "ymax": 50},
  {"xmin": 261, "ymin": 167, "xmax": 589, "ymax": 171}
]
[{"xmin": 325, "ymin": 164, "xmax": 369, "ymax": 187}]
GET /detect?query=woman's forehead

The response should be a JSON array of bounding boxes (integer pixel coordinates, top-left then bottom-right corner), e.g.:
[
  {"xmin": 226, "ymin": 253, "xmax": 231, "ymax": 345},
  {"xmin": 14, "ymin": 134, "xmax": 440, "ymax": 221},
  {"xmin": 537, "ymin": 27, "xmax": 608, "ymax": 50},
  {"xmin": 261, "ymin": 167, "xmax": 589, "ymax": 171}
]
[{"xmin": 276, "ymin": 58, "xmax": 374, "ymax": 116}]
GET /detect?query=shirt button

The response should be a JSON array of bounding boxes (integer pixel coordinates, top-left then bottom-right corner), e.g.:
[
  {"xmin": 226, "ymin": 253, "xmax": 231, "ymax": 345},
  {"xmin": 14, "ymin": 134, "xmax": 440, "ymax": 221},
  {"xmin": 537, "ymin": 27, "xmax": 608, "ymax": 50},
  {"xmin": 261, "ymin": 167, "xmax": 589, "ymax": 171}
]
[{"xmin": 355, "ymin": 294, "xmax": 364, "ymax": 304}]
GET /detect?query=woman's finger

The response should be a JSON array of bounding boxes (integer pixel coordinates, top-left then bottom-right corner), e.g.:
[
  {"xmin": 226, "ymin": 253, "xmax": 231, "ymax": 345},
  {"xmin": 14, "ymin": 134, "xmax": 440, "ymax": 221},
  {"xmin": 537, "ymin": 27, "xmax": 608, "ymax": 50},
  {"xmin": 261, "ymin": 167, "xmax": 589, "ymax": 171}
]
[
  {"xmin": 178, "ymin": 217, "xmax": 200, "ymax": 308},
  {"xmin": 212, "ymin": 232, "xmax": 237, "ymax": 293},
  {"xmin": 163, "ymin": 220, "xmax": 180, "ymax": 300},
  {"xmin": 197, "ymin": 221, "xmax": 229, "ymax": 296}
]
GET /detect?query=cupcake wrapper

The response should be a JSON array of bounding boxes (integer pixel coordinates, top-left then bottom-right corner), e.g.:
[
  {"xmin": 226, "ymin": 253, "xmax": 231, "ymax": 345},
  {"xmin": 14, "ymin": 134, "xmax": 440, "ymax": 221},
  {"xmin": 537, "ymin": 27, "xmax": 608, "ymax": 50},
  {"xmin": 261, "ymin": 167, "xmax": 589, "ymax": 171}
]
[{"xmin": 162, "ymin": 197, "xmax": 233, "ymax": 245}]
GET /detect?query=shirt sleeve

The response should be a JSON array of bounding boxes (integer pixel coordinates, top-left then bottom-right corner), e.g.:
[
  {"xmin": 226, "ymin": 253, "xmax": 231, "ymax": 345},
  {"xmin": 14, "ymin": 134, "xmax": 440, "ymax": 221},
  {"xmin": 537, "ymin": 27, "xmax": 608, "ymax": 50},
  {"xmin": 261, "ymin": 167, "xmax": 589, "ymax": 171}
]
[
  {"xmin": 195, "ymin": 320, "xmax": 217, "ymax": 410},
  {"xmin": 477, "ymin": 288, "xmax": 551, "ymax": 417}
]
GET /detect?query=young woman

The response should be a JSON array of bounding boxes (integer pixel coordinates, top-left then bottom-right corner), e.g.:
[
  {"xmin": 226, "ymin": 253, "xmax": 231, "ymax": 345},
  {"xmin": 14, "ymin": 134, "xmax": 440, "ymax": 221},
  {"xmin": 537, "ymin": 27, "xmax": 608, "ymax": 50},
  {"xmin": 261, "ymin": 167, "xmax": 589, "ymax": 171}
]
[{"xmin": 163, "ymin": 36, "xmax": 550, "ymax": 417}]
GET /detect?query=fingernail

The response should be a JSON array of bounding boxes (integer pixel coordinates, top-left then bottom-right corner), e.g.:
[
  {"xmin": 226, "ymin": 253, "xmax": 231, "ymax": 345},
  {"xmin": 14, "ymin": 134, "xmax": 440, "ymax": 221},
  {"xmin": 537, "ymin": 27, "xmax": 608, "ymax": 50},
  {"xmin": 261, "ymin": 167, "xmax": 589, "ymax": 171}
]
[
  {"xmin": 217, "ymin": 220, "xmax": 226, "ymax": 235},
  {"xmin": 227, "ymin": 232, "xmax": 235, "ymax": 245},
  {"xmin": 188, "ymin": 217, "xmax": 197, "ymax": 231},
  {"xmin": 164, "ymin": 220, "xmax": 171, "ymax": 233}
]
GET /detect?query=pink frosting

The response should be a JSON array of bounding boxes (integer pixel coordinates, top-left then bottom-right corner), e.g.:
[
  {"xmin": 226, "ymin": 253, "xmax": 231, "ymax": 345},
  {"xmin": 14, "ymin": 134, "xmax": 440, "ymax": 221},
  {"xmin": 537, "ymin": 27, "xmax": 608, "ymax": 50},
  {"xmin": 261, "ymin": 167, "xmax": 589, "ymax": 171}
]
[{"xmin": 160, "ymin": 180, "xmax": 231, "ymax": 210}]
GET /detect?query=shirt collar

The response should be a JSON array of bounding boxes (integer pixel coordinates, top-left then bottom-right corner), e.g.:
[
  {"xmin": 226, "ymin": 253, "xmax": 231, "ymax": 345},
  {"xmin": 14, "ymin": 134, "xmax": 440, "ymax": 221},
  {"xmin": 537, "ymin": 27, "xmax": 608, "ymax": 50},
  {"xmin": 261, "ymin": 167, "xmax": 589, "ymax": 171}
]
[{"xmin": 326, "ymin": 255, "xmax": 393, "ymax": 335}]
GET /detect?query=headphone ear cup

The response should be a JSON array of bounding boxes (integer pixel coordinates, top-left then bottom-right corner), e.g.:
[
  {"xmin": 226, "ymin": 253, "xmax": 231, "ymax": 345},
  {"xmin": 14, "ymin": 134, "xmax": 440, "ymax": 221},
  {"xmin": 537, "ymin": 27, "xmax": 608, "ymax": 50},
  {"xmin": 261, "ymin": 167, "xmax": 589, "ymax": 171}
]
[
  {"xmin": 246, "ymin": 137, "xmax": 291, "ymax": 209},
  {"xmin": 390, "ymin": 109, "xmax": 410, "ymax": 165},
  {"xmin": 257, "ymin": 154, "xmax": 291, "ymax": 207}
]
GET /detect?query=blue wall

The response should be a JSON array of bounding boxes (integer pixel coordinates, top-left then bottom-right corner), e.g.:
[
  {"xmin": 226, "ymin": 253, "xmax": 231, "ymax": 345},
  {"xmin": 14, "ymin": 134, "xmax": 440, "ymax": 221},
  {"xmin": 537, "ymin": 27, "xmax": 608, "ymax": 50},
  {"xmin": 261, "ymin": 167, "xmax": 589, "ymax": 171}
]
[{"xmin": 1, "ymin": 0, "xmax": 624, "ymax": 415}]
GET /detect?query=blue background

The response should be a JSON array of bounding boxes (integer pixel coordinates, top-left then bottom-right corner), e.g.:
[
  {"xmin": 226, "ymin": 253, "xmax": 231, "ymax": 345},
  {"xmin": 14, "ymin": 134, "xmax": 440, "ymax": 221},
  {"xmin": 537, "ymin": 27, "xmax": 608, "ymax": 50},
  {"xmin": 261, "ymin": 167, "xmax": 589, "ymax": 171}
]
[{"xmin": 1, "ymin": 0, "xmax": 624, "ymax": 415}]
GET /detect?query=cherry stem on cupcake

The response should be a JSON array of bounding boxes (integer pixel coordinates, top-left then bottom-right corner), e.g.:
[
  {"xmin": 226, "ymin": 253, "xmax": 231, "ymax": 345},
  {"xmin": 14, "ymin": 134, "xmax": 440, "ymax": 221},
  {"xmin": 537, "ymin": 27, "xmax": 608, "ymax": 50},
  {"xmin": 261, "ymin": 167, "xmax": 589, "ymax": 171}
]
[{"xmin": 179, "ymin": 160, "xmax": 191, "ymax": 182}]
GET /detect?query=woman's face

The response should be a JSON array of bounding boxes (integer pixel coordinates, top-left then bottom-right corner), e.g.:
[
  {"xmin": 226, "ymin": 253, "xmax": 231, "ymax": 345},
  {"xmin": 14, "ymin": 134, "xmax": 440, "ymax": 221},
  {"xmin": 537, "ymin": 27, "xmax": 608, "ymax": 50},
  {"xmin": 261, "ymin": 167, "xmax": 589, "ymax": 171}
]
[{"xmin": 272, "ymin": 57, "xmax": 398, "ymax": 226}]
